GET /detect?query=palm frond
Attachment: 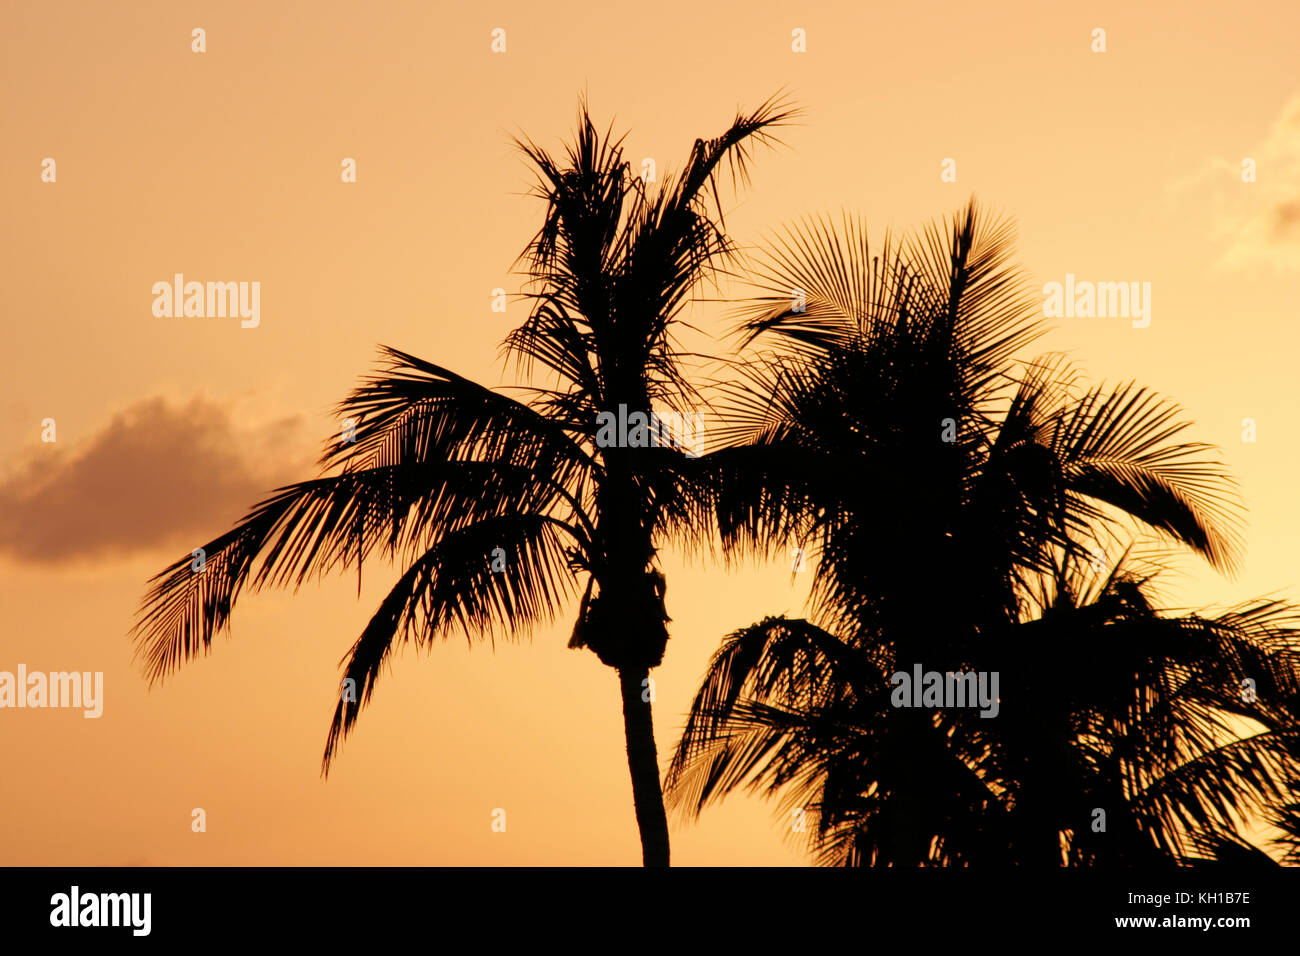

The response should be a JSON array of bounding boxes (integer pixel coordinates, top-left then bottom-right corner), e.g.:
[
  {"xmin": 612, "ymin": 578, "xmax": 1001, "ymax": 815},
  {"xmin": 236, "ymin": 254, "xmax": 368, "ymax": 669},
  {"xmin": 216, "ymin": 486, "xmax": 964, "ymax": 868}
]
[{"xmin": 322, "ymin": 513, "xmax": 581, "ymax": 771}]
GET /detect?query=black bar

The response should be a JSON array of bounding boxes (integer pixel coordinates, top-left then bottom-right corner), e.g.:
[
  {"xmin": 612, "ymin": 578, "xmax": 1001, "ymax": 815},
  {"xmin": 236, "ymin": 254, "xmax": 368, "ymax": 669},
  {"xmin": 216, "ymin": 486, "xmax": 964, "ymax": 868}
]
[{"xmin": 0, "ymin": 866, "xmax": 1293, "ymax": 943}]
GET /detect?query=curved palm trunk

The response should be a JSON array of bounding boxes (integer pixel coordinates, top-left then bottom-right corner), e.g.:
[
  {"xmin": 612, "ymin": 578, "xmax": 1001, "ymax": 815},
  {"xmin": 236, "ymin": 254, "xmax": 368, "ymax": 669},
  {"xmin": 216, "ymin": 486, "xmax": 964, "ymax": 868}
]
[{"xmin": 618, "ymin": 667, "xmax": 670, "ymax": 866}]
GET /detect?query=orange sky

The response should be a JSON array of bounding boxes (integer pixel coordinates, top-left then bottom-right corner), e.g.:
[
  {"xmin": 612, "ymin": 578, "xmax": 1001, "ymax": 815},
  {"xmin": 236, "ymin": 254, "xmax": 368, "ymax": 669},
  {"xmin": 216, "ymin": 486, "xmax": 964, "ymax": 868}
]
[{"xmin": 2, "ymin": 0, "xmax": 1299, "ymax": 865}]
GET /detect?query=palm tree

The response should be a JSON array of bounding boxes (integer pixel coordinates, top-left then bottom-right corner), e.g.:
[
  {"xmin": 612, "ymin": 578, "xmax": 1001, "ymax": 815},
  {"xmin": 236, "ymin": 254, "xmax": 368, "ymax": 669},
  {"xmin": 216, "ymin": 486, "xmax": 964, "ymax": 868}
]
[
  {"xmin": 668, "ymin": 554, "xmax": 1300, "ymax": 865},
  {"xmin": 1033, "ymin": 556, "xmax": 1300, "ymax": 866},
  {"xmin": 666, "ymin": 200, "xmax": 1300, "ymax": 864},
  {"xmin": 131, "ymin": 95, "xmax": 796, "ymax": 867}
]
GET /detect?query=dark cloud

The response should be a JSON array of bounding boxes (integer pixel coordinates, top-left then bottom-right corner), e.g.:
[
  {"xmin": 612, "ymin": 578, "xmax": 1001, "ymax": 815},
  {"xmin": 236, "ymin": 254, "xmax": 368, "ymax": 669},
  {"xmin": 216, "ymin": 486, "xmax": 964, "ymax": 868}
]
[
  {"xmin": 1268, "ymin": 199, "xmax": 1300, "ymax": 242},
  {"xmin": 0, "ymin": 397, "xmax": 312, "ymax": 563}
]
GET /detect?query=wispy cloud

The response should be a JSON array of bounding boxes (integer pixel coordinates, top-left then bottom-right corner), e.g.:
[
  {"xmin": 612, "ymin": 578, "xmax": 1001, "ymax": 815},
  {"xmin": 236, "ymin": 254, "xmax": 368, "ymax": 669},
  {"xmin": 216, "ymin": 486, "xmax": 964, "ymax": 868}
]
[
  {"xmin": 1168, "ymin": 93, "xmax": 1300, "ymax": 273},
  {"xmin": 0, "ymin": 397, "xmax": 312, "ymax": 564}
]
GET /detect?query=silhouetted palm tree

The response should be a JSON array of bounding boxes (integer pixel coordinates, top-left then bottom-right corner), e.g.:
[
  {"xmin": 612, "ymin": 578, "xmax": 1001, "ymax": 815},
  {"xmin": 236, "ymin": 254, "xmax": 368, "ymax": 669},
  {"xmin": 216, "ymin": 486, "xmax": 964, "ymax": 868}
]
[
  {"xmin": 1017, "ymin": 553, "xmax": 1300, "ymax": 866},
  {"xmin": 667, "ymin": 201, "xmax": 1300, "ymax": 864},
  {"xmin": 131, "ymin": 95, "xmax": 796, "ymax": 867},
  {"xmin": 668, "ymin": 556, "xmax": 1300, "ymax": 865}
]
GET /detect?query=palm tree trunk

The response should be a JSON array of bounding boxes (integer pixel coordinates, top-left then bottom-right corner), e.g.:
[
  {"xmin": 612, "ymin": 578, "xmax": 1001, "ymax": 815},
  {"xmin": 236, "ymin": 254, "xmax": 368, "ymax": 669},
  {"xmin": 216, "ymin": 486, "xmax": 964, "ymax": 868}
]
[{"xmin": 618, "ymin": 667, "xmax": 670, "ymax": 866}]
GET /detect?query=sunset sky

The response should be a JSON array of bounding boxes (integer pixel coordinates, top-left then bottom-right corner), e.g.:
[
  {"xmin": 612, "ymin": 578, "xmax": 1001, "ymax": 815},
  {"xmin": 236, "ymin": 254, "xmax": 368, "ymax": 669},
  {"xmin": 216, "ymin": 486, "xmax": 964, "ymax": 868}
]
[{"xmin": 3, "ymin": 0, "xmax": 1298, "ymax": 865}]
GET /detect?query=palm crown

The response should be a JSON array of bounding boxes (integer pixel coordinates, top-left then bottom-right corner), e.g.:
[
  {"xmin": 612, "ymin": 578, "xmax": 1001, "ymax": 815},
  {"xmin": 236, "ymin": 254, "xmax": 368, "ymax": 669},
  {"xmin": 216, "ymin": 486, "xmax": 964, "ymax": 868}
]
[
  {"xmin": 132, "ymin": 95, "xmax": 797, "ymax": 867},
  {"xmin": 666, "ymin": 202, "xmax": 1300, "ymax": 865}
]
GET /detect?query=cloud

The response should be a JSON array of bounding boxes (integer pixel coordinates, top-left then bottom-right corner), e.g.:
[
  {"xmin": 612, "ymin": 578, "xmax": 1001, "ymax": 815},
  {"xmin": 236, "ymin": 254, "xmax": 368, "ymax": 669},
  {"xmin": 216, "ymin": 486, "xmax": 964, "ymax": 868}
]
[
  {"xmin": 0, "ymin": 397, "xmax": 313, "ymax": 564},
  {"xmin": 1266, "ymin": 198, "xmax": 1300, "ymax": 242},
  {"xmin": 1168, "ymin": 93, "xmax": 1300, "ymax": 273}
]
